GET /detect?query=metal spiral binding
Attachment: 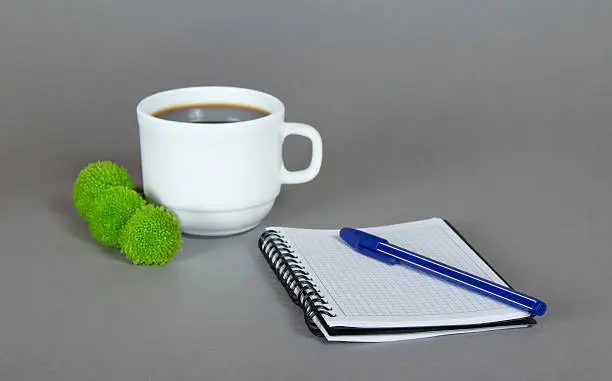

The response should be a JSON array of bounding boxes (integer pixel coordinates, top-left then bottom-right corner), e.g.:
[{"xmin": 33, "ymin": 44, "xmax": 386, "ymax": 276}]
[{"xmin": 258, "ymin": 230, "xmax": 336, "ymax": 336}]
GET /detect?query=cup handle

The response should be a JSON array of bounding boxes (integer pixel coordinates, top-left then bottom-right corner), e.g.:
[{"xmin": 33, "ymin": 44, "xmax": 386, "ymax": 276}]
[{"xmin": 280, "ymin": 122, "xmax": 323, "ymax": 184}]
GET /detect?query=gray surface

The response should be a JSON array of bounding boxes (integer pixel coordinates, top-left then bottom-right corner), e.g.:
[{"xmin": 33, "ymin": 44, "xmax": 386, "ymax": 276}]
[{"xmin": 1, "ymin": 1, "xmax": 611, "ymax": 380}]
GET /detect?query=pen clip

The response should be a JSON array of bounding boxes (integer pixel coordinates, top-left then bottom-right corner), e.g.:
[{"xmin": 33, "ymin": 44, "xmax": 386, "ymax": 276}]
[{"xmin": 357, "ymin": 244, "xmax": 398, "ymax": 265}]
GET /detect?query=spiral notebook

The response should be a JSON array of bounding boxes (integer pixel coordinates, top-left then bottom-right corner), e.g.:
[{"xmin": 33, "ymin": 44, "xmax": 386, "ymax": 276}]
[{"xmin": 258, "ymin": 218, "xmax": 537, "ymax": 342}]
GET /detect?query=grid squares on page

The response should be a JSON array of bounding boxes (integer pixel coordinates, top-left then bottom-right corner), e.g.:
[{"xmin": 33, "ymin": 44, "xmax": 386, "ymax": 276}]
[{"xmin": 286, "ymin": 225, "xmax": 508, "ymax": 317}]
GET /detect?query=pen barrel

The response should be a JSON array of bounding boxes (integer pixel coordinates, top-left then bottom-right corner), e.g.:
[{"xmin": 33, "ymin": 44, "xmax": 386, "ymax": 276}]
[{"xmin": 381, "ymin": 243, "xmax": 547, "ymax": 316}]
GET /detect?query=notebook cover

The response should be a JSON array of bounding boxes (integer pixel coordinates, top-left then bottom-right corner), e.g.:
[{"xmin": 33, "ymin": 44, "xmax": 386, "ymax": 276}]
[{"xmin": 259, "ymin": 219, "xmax": 537, "ymax": 338}]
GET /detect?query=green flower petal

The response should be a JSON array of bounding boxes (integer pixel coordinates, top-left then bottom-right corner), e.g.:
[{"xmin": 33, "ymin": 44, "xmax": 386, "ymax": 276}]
[
  {"xmin": 119, "ymin": 204, "xmax": 182, "ymax": 265},
  {"xmin": 73, "ymin": 161, "xmax": 135, "ymax": 221},
  {"xmin": 88, "ymin": 186, "xmax": 146, "ymax": 248}
]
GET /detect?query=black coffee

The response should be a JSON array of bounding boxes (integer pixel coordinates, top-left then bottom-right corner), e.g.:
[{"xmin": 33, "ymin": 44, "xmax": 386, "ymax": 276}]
[{"xmin": 152, "ymin": 103, "xmax": 270, "ymax": 124}]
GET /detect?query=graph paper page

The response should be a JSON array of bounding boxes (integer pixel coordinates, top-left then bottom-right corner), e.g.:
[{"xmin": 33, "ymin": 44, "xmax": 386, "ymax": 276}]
[{"xmin": 272, "ymin": 218, "xmax": 530, "ymax": 328}]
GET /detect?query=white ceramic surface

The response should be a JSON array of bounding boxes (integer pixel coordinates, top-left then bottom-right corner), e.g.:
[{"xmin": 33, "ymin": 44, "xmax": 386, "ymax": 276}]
[{"xmin": 136, "ymin": 86, "xmax": 323, "ymax": 236}]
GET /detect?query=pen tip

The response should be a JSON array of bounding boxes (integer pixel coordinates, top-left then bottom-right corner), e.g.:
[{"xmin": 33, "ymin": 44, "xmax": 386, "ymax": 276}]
[{"xmin": 534, "ymin": 301, "xmax": 547, "ymax": 316}]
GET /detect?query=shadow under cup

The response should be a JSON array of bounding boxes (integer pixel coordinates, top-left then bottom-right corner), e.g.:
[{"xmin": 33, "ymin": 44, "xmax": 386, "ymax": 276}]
[{"xmin": 136, "ymin": 86, "xmax": 322, "ymax": 236}]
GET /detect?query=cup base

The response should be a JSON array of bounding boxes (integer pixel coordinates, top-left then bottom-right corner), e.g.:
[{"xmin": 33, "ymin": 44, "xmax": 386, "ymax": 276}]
[
  {"xmin": 171, "ymin": 200, "xmax": 275, "ymax": 237},
  {"xmin": 182, "ymin": 223, "xmax": 260, "ymax": 237}
]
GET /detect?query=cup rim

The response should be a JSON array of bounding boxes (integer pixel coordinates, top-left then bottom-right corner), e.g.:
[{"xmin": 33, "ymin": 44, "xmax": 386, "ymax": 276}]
[{"xmin": 136, "ymin": 86, "xmax": 285, "ymax": 128}]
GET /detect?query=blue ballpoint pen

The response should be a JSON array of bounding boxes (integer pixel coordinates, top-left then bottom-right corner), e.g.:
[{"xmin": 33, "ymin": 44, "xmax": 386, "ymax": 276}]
[{"xmin": 339, "ymin": 228, "xmax": 547, "ymax": 316}]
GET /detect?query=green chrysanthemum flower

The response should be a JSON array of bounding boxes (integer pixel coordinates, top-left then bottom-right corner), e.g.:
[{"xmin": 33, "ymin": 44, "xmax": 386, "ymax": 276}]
[
  {"xmin": 119, "ymin": 204, "xmax": 182, "ymax": 266},
  {"xmin": 73, "ymin": 161, "xmax": 135, "ymax": 221},
  {"xmin": 88, "ymin": 186, "xmax": 146, "ymax": 248}
]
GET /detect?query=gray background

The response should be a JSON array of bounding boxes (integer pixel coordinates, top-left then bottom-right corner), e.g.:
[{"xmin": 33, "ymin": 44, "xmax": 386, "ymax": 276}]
[{"xmin": 1, "ymin": 1, "xmax": 611, "ymax": 380}]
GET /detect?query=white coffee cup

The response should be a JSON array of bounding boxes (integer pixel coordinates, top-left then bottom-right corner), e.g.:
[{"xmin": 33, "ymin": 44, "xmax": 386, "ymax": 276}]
[{"xmin": 136, "ymin": 86, "xmax": 322, "ymax": 236}]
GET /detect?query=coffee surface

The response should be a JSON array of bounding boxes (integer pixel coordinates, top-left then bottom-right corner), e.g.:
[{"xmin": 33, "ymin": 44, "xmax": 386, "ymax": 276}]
[{"xmin": 152, "ymin": 103, "xmax": 270, "ymax": 124}]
